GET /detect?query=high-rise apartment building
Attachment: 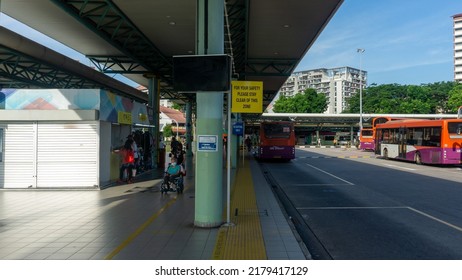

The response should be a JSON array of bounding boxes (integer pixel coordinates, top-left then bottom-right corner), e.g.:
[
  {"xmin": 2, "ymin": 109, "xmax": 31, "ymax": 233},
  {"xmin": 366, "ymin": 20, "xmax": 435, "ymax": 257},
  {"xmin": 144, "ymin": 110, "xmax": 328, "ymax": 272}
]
[
  {"xmin": 278, "ymin": 67, "xmax": 367, "ymax": 114},
  {"xmin": 454, "ymin": 14, "xmax": 462, "ymax": 83}
]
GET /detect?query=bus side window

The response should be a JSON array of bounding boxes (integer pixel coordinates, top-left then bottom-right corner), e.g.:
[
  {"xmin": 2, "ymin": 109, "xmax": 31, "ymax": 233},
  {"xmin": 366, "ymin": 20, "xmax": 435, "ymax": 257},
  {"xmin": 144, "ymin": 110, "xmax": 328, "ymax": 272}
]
[
  {"xmin": 429, "ymin": 136, "xmax": 440, "ymax": 147},
  {"xmin": 407, "ymin": 129, "xmax": 413, "ymax": 145},
  {"xmin": 393, "ymin": 129, "xmax": 399, "ymax": 144},
  {"xmin": 407, "ymin": 136, "xmax": 415, "ymax": 145},
  {"xmin": 422, "ymin": 128, "xmax": 430, "ymax": 146},
  {"xmin": 414, "ymin": 128, "xmax": 423, "ymax": 146},
  {"xmin": 382, "ymin": 129, "xmax": 389, "ymax": 143},
  {"xmin": 429, "ymin": 128, "xmax": 441, "ymax": 147}
]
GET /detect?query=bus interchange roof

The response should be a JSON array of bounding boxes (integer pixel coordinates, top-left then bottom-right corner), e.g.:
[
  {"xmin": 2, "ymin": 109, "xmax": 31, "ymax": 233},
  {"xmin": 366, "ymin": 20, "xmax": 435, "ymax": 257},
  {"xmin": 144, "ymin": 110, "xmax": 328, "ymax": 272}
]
[
  {"xmin": 0, "ymin": 0, "xmax": 343, "ymax": 108},
  {"xmin": 254, "ymin": 113, "xmax": 459, "ymax": 128}
]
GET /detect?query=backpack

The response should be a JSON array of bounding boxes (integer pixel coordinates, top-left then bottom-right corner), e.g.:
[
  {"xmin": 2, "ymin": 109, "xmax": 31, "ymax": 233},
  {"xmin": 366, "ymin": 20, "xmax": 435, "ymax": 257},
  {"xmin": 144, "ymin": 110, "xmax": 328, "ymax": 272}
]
[{"xmin": 124, "ymin": 149, "xmax": 135, "ymax": 163}]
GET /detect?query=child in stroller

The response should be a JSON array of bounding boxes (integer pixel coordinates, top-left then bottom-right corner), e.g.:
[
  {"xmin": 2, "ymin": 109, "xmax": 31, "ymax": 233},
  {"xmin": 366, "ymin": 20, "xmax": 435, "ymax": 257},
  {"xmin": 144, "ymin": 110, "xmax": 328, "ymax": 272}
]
[{"xmin": 161, "ymin": 156, "xmax": 185, "ymax": 194}]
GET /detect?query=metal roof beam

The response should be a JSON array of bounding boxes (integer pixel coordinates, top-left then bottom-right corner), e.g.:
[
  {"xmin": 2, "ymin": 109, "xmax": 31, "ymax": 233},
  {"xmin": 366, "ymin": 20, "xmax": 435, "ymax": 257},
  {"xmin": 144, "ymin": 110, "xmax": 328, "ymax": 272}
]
[
  {"xmin": 225, "ymin": 0, "xmax": 248, "ymax": 79},
  {"xmin": 245, "ymin": 58, "xmax": 298, "ymax": 77},
  {"xmin": 50, "ymin": 0, "xmax": 173, "ymax": 82},
  {"xmin": 0, "ymin": 47, "xmax": 94, "ymax": 88},
  {"xmin": 0, "ymin": 27, "xmax": 148, "ymax": 102},
  {"xmin": 87, "ymin": 55, "xmax": 145, "ymax": 73}
]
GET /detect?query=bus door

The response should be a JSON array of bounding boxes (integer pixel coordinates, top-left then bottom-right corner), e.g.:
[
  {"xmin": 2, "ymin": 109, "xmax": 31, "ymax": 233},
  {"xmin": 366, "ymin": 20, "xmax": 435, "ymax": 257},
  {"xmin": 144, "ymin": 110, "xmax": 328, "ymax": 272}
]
[
  {"xmin": 374, "ymin": 129, "xmax": 382, "ymax": 155},
  {"xmin": 399, "ymin": 127, "xmax": 407, "ymax": 158}
]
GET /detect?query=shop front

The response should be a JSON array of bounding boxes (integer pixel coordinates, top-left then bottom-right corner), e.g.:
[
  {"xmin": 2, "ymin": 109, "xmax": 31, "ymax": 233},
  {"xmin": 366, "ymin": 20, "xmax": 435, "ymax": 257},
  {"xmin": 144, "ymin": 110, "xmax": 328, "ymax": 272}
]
[{"xmin": 0, "ymin": 88, "xmax": 151, "ymax": 189}]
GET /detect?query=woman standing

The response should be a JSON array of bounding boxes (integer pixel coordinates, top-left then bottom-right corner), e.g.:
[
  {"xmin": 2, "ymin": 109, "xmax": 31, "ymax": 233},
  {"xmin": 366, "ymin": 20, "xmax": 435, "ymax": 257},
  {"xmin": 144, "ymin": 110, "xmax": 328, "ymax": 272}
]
[{"xmin": 114, "ymin": 142, "xmax": 135, "ymax": 184}]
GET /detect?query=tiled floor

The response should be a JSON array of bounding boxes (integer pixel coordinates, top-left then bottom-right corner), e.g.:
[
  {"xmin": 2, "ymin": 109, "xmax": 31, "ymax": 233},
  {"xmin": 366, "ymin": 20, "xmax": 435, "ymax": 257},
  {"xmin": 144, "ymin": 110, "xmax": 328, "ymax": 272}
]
[
  {"xmin": 251, "ymin": 161, "xmax": 309, "ymax": 260},
  {"xmin": 0, "ymin": 156, "xmax": 307, "ymax": 260}
]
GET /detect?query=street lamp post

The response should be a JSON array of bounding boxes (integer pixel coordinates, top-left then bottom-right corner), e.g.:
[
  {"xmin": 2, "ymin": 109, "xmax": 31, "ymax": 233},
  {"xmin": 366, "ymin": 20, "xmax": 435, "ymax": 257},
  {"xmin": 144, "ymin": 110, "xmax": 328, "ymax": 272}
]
[
  {"xmin": 171, "ymin": 119, "xmax": 179, "ymax": 138},
  {"xmin": 357, "ymin": 48, "xmax": 365, "ymax": 130}
]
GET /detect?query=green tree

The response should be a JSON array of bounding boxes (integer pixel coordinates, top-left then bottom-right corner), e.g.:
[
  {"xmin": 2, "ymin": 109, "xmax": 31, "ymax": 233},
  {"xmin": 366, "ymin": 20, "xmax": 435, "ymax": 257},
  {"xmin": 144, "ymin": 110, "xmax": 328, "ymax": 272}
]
[
  {"xmin": 425, "ymin": 82, "xmax": 456, "ymax": 113},
  {"xmin": 398, "ymin": 99, "xmax": 432, "ymax": 114},
  {"xmin": 163, "ymin": 123, "xmax": 173, "ymax": 138},
  {"xmin": 273, "ymin": 88, "xmax": 328, "ymax": 113},
  {"xmin": 447, "ymin": 84, "xmax": 462, "ymax": 113},
  {"xmin": 171, "ymin": 103, "xmax": 183, "ymax": 111},
  {"xmin": 344, "ymin": 82, "xmax": 458, "ymax": 114},
  {"xmin": 344, "ymin": 84, "xmax": 402, "ymax": 113}
]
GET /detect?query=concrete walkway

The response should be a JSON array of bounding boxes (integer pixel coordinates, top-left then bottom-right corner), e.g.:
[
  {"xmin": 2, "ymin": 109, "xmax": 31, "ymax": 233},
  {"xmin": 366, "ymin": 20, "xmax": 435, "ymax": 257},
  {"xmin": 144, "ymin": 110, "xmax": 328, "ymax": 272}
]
[{"xmin": 0, "ymin": 155, "xmax": 307, "ymax": 260}]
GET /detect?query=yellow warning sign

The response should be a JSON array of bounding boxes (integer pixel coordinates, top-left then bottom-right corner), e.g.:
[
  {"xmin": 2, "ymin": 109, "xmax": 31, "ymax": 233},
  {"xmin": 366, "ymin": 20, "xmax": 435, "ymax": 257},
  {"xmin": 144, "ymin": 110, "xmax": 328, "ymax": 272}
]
[
  {"xmin": 118, "ymin": 111, "xmax": 132, "ymax": 125},
  {"xmin": 231, "ymin": 81, "xmax": 263, "ymax": 113}
]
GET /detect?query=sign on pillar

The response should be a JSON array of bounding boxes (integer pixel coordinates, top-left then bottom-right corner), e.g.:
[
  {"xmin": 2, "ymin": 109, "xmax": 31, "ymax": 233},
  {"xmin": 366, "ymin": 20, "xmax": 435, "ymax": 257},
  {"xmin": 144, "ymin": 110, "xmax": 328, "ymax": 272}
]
[{"xmin": 231, "ymin": 81, "xmax": 263, "ymax": 113}]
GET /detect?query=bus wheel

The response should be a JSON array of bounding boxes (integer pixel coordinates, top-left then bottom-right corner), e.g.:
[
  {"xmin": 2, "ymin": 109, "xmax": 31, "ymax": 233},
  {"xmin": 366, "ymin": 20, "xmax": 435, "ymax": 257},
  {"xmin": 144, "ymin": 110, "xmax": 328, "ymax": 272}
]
[
  {"xmin": 383, "ymin": 148, "xmax": 389, "ymax": 160},
  {"xmin": 415, "ymin": 152, "xmax": 422, "ymax": 165}
]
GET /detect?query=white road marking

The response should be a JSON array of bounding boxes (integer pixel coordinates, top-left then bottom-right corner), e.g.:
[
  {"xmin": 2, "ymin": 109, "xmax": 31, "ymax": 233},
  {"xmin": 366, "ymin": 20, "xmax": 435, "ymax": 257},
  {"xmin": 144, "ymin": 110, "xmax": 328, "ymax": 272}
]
[
  {"xmin": 295, "ymin": 205, "xmax": 462, "ymax": 233},
  {"xmin": 383, "ymin": 163, "xmax": 416, "ymax": 171},
  {"xmin": 407, "ymin": 207, "xmax": 462, "ymax": 233},
  {"xmin": 296, "ymin": 206, "xmax": 407, "ymax": 210},
  {"xmin": 305, "ymin": 163, "xmax": 354, "ymax": 185},
  {"xmin": 291, "ymin": 183, "xmax": 352, "ymax": 186}
]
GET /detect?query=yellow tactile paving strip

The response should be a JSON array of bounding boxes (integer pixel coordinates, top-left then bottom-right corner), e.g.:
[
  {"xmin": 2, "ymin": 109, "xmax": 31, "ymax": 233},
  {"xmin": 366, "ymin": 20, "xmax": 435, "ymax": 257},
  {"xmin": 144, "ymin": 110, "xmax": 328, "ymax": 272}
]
[{"xmin": 212, "ymin": 162, "xmax": 267, "ymax": 260}]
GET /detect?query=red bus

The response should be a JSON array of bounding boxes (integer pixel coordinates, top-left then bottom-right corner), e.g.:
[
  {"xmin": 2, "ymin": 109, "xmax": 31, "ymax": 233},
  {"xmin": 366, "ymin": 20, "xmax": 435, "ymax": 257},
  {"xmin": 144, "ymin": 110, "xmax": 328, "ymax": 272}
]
[
  {"xmin": 256, "ymin": 121, "xmax": 295, "ymax": 160},
  {"xmin": 375, "ymin": 118, "xmax": 462, "ymax": 165},
  {"xmin": 359, "ymin": 128, "xmax": 374, "ymax": 150},
  {"xmin": 359, "ymin": 117, "xmax": 405, "ymax": 151}
]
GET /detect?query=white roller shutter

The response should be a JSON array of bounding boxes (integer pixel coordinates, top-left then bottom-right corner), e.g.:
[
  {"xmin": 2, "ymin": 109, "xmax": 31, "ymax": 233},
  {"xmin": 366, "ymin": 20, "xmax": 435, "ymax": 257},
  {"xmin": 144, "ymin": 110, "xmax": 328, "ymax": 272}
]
[
  {"xmin": 36, "ymin": 122, "xmax": 99, "ymax": 188},
  {"xmin": 0, "ymin": 123, "xmax": 36, "ymax": 188}
]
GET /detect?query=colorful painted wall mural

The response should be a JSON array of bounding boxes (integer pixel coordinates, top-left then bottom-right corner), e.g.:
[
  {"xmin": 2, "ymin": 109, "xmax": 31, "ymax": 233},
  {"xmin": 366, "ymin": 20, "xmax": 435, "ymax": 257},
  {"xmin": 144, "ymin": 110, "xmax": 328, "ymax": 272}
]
[
  {"xmin": 0, "ymin": 89, "xmax": 150, "ymax": 125},
  {"xmin": 0, "ymin": 89, "xmax": 100, "ymax": 110},
  {"xmin": 99, "ymin": 91, "xmax": 150, "ymax": 125}
]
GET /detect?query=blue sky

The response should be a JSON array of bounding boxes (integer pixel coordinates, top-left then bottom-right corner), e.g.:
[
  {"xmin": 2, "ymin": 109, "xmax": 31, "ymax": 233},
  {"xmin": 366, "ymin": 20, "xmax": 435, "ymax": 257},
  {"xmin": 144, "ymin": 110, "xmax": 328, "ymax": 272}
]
[
  {"xmin": 296, "ymin": 0, "xmax": 462, "ymax": 85},
  {"xmin": 2, "ymin": 1, "xmax": 462, "ymax": 87},
  {"xmin": 0, "ymin": 14, "xmax": 89, "ymax": 64}
]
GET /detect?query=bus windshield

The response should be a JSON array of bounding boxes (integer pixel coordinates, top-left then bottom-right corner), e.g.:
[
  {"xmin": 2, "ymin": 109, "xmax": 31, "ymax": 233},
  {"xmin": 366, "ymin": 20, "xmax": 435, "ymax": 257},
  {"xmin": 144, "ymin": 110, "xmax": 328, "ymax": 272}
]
[
  {"xmin": 361, "ymin": 129, "xmax": 373, "ymax": 137},
  {"xmin": 448, "ymin": 122, "xmax": 462, "ymax": 135},
  {"xmin": 262, "ymin": 123, "xmax": 291, "ymax": 139}
]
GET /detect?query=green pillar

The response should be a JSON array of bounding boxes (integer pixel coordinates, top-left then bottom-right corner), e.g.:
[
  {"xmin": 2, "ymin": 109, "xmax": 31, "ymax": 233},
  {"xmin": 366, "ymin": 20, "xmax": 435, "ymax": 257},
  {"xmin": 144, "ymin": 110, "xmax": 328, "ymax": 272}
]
[
  {"xmin": 194, "ymin": 0, "xmax": 224, "ymax": 227},
  {"xmin": 185, "ymin": 102, "xmax": 193, "ymax": 158},
  {"xmin": 350, "ymin": 125, "xmax": 354, "ymax": 143},
  {"xmin": 231, "ymin": 114, "xmax": 238, "ymax": 169},
  {"xmin": 147, "ymin": 76, "xmax": 160, "ymax": 168},
  {"xmin": 185, "ymin": 102, "xmax": 194, "ymax": 176}
]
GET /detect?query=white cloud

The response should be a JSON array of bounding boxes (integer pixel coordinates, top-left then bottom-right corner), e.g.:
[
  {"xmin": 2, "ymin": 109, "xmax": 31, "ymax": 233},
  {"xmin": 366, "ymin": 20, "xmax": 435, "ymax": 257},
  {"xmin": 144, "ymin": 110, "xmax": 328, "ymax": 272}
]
[{"xmin": 297, "ymin": 0, "xmax": 460, "ymax": 85}]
